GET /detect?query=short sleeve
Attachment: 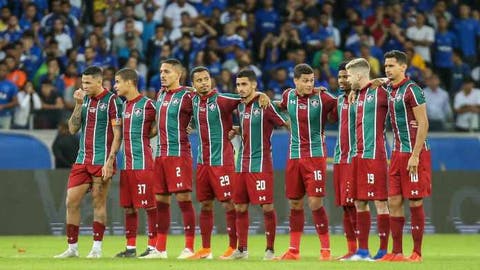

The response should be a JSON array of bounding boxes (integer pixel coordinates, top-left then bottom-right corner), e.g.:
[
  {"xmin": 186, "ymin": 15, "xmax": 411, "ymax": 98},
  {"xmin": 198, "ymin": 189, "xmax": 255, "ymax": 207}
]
[
  {"xmin": 182, "ymin": 92, "xmax": 193, "ymax": 116},
  {"xmin": 279, "ymin": 88, "xmax": 291, "ymax": 109},
  {"xmin": 109, "ymin": 95, "xmax": 123, "ymax": 126},
  {"xmin": 406, "ymin": 84, "xmax": 426, "ymax": 107},
  {"xmin": 145, "ymin": 99, "xmax": 156, "ymax": 122},
  {"xmin": 321, "ymin": 91, "xmax": 337, "ymax": 113},
  {"xmin": 330, "ymin": 100, "xmax": 339, "ymax": 123},
  {"xmin": 267, "ymin": 103, "xmax": 287, "ymax": 127},
  {"xmin": 219, "ymin": 93, "xmax": 242, "ymax": 112}
]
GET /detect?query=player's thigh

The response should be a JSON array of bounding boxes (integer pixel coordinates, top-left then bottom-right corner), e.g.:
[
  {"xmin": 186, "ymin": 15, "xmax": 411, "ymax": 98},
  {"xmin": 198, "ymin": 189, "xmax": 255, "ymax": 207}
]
[
  {"xmin": 131, "ymin": 170, "xmax": 156, "ymax": 208},
  {"xmin": 91, "ymin": 176, "xmax": 111, "ymax": 203},
  {"xmin": 355, "ymin": 158, "xmax": 388, "ymax": 200},
  {"xmin": 209, "ymin": 165, "xmax": 235, "ymax": 202},
  {"xmin": 388, "ymin": 151, "xmax": 404, "ymax": 197},
  {"xmin": 402, "ymin": 150, "xmax": 432, "ymax": 199},
  {"xmin": 285, "ymin": 159, "xmax": 305, "ymax": 199},
  {"xmin": 153, "ymin": 157, "xmax": 169, "ymax": 195},
  {"xmin": 246, "ymin": 172, "xmax": 274, "ymax": 205},
  {"xmin": 68, "ymin": 164, "xmax": 93, "ymax": 189},
  {"xmin": 165, "ymin": 156, "xmax": 193, "ymax": 193},
  {"xmin": 233, "ymin": 173, "xmax": 249, "ymax": 204},
  {"xmin": 66, "ymin": 183, "xmax": 90, "ymax": 207},
  {"xmin": 300, "ymin": 157, "xmax": 327, "ymax": 197},
  {"xmin": 196, "ymin": 164, "xmax": 215, "ymax": 202},
  {"xmin": 120, "ymin": 170, "xmax": 134, "ymax": 208}
]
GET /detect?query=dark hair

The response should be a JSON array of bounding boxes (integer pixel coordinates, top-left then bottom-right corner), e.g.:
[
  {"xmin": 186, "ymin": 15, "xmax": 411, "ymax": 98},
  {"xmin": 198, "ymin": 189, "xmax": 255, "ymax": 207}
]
[
  {"xmin": 338, "ymin": 61, "xmax": 349, "ymax": 71},
  {"xmin": 236, "ymin": 69, "xmax": 257, "ymax": 82},
  {"xmin": 293, "ymin": 63, "xmax": 314, "ymax": 79},
  {"xmin": 162, "ymin": 58, "xmax": 182, "ymax": 67},
  {"xmin": 384, "ymin": 50, "xmax": 407, "ymax": 65},
  {"xmin": 116, "ymin": 68, "xmax": 138, "ymax": 85},
  {"xmin": 82, "ymin": 66, "xmax": 103, "ymax": 78},
  {"xmin": 190, "ymin": 66, "xmax": 209, "ymax": 81}
]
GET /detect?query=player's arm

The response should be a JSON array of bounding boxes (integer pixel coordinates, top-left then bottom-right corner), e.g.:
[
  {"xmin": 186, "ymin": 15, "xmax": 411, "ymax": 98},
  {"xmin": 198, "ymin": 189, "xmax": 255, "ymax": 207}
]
[
  {"xmin": 149, "ymin": 120, "xmax": 158, "ymax": 138},
  {"xmin": 228, "ymin": 125, "xmax": 241, "ymax": 140},
  {"xmin": 257, "ymin": 92, "xmax": 271, "ymax": 109},
  {"xmin": 68, "ymin": 89, "xmax": 85, "ymax": 134},
  {"xmin": 408, "ymin": 104, "xmax": 429, "ymax": 174},
  {"xmin": 103, "ymin": 123, "xmax": 122, "ymax": 180}
]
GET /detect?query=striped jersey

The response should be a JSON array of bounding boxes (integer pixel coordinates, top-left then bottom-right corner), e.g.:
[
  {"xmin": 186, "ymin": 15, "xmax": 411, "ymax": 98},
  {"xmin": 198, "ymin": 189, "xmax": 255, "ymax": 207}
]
[
  {"xmin": 192, "ymin": 90, "xmax": 241, "ymax": 166},
  {"xmin": 354, "ymin": 83, "xmax": 388, "ymax": 160},
  {"xmin": 237, "ymin": 96, "xmax": 287, "ymax": 172},
  {"xmin": 280, "ymin": 88, "xmax": 336, "ymax": 159},
  {"xmin": 331, "ymin": 93, "xmax": 357, "ymax": 164},
  {"xmin": 155, "ymin": 86, "xmax": 193, "ymax": 157},
  {"xmin": 386, "ymin": 77, "xmax": 429, "ymax": 152},
  {"xmin": 121, "ymin": 95, "xmax": 156, "ymax": 170},
  {"xmin": 76, "ymin": 89, "xmax": 122, "ymax": 165}
]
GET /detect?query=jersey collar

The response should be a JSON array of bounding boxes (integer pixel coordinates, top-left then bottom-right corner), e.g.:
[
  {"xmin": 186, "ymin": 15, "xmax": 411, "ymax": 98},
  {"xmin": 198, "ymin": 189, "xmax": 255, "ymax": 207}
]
[
  {"xmin": 391, "ymin": 76, "xmax": 409, "ymax": 89},
  {"xmin": 295, "ymin": 88, "xmax": 315, "ymax": 98},
  {"xmin": 92, "ymin": 88, "xmax": 108, "ymax": 100},
  {"xmin": 164, "ymin": 86, "xmax": 185, "ymax": 94},
  {"xmin": 359, "ymin": 82, "xmax": 373, "ymax": 92},
  {"xmin": 127, "ymin": 94, "xmax": 143, "ymax": 103},
  {"xmin": 245, "ymin": 94, "xmax": 259, "ymax": 106},
  {"xmin": 199, "ymin": 89, "xmax": 217, "ymax": 101}
]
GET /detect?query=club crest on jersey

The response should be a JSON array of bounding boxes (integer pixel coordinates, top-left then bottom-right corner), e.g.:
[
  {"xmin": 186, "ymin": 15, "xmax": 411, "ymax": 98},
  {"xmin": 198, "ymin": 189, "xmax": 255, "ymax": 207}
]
[
  {"xmin": 208, "ymin": 103, "xmax": 217, "ymax": 111},
  {"xmin": 366, "ymin": 94, "xmax": 374, "ymax": 102},
  {"xmin": 99, "ymin": 102, "xmax": 108, "ymax": 111},
  {"xmin": 134, "ymin": 108, "xmax": 143, "ymax": 116},
  {"xmin": 311, "ymin": 99, "xmax": 320, "ymax": 107},
  {"xmin": 253, "ymin": 108, "xmax": 261, "ymax": 116}
]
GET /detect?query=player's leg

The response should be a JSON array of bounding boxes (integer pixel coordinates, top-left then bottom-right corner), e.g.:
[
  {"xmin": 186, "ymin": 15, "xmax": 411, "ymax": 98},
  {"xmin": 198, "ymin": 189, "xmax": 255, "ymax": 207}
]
[
  {"xmin": 152, "ymin": 194, "xmax": 170, "ymax": 257},
  {"xmin": 408, "ymin": 198, "xmax": 424, "ymax": 261},
  {"xmin": 189, "ymin": 200, "xmax": 214, "ymax": 259},
  {"xmin": 54, "ymin": 183, "xmax": 90, "ymax": 258},
  {"xmin": 261, "ymin": 203, "xmax": 276, "ymax": 260},
  {"xmin": 89, "ymin": 175, "xmax": 111, "ymax": 258},
  {"xmin": 338, "ymin": 205, "xmax": 357, "ymax": 260},
  {"xmin": 116, "ymin": 207, "xmax": 138, "ymax": 258},
  {"xmin": 221, "ymin": 200, "xmax": 237, "ymax": 257},
  {"xmin": 373, "ymin": 199, "xmax": 389, "ymax": 260},
  {"xmin": 232, "ymin": 203, "xmax": 249, "ymax": 259},
  {"xmin": 175, "ymin": 191, "xmax": 195, "ymax": 259},
  {"xmin": 308, "ymin": 196, "xmax": 331, "ymax": 260}
]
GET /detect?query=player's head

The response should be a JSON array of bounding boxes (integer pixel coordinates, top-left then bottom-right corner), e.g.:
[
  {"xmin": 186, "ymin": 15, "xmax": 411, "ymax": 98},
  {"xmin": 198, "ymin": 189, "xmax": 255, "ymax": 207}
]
[
  {"xmin": 114, "ymin": 68, "xmax": 138, "ymax": 97},
  {"xmin": 0, "ymin": 61, "xmax": 7, "ymax": 80},
  {"xmin": 160, "ymin": 58, "xmax": 183, "ymax": 89},
  {"xmin": 384, "ymin": 50, "xmax": 407, "ymax": 82},
  {"xmin": 345, "ymin": 58, "xmax": 370, "ymax": 89},
  {"xmin": 190, "ymin": 66, "xmax": 212, "ymax": 95},
  {"xmin": 337, "ymin": 61, "xmax": 351, "ymax": 92},
  {"xmin": 236, "ymin": 69, "xmax": 257, "ymax": 100},
  {"xmin": 82, "ymin": 66, "xmax": 103, "ymax": 96},
  {"xmin": 293, "ymin": 63, "xmax": 314, "ymax": 95}
]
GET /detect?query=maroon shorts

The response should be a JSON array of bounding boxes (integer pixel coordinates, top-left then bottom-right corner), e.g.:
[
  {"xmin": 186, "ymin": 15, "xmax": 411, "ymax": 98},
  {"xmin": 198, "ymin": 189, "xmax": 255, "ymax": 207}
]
[
  {"xmin": 389, "ymin": 150, "xmax": 432, "ymax": 199},
  {"xmin": 285, "ymin": 157, "xmax": 327, "ymax": 199},
  {"xmin": 196, "ymin": 164, "xmax": 235, "ymax": 202},
  {"xmin": 353, "ymin": 157, "xmax": 388, "ymax": 200},
  {"xmin": 120, "ymin": 170, "xmax": 156, "ymax": 209},
  {"xmin": 68, "ymin": 164, "xmax": 104, "ymax": 188},
  {"xmin": 333, "ymin": 163, "xmax": 355, "ymax": 206},
  {"xmin": 233, "ymin": 172, "xmax": 274, "ymax": 205},
  {"xmin": 153, "ymin": 156, "xmax": 192, "ymax": 194}
]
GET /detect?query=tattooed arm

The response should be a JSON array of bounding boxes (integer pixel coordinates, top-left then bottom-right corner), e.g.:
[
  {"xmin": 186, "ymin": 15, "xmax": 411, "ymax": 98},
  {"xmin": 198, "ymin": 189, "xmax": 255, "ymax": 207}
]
[
  {"xmin": 102, "ymin": 124, "xmax": 122, "ymax": 180},
  {"xmin": 68, "ymin": 89, "xmax": 85, "ymax": 134}
]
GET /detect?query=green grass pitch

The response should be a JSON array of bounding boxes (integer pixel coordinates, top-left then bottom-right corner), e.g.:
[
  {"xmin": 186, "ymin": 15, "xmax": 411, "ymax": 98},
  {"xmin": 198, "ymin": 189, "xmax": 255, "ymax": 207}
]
[{"xmin": 0, "ymin": 234, "xmax": 478, "ymax": 270}]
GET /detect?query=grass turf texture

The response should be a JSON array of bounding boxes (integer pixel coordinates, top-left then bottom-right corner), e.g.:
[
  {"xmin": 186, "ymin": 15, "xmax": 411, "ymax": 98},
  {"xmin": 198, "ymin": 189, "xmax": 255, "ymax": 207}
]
[{"xmin": 0, "ymin": 235, "xmax": 478, "ymax": 270}]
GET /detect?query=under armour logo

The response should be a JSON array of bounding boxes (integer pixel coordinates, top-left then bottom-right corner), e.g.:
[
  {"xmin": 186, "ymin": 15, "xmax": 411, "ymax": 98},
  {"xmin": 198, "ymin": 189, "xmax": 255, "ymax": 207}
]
[
  {"xmin": 411, "ymin": 225, "xmax": 420, "ymax": 230},
  {"xmin": 224, "ymin": 192, "xmax": 231, "ymax": 197},
  {"xmin": 378, "ymin": 232, "xmax": 387, "ymax": 237},
  {"xmin": 184, "ymin": 225, "xmax": 191, "ymax": 230},
  {"xmin": 315, "ymin": 188, "xmax": 323, "ymax": 193},
  {"xmin": 411, "ymin": 190, "xmax": 419, "ymax": 195},
  {"xmin": 266, "ymin": 232, "xmax": 270, "ymax": 235},
  {"xmin": 176, "ymin": 182, "xmax": 183, "ymax": 188},
  {"xmin": 259, "ymin": 196, "xmax": 266, "ymax": 201},
  {"xmin": 289, "ymin": 100, "xmax": 296, "ymax": 104},
  {"xmin": 141, "ymin": 200, "xmax": 148, "ymax": 205},
  {"xmin": 346, "ymin": 198, "xmax": 354, "ymax": 203},
  {"xmin": 316, "ymin": 223, "xmax": 325, "ymax": 228},
  {"xmin": 367, "ymin": 192, "xmax": 374, "ymax": 197}
]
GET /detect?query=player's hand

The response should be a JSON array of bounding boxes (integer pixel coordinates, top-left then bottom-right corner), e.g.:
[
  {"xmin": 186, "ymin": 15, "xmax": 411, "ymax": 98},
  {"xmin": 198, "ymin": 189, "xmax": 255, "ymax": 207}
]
[
  {"xmin": 73, "ymin": 88, "xmax": 86, "ymax": 104},
  {"xmin": 258, "ymin": 93, "xmax": 271, "ymax": 109},
  {"xmin": 186, "ymin": 125, "xmax": 193, "ymax": 134},
  {"xmin": 370, "ymin": 78, "xmax": 389, "ymax": 88},
  {"xmin": 407, "ymin": 154, "xmax": 419, "ymax": 176},
  {"xmin": 228, "ymin": 127, "xmax": 240, "ymax": 140},
  {"xmin": 314, "ymin": 86, "xmax": 328, "ymax": 93},
  {"xmin": 348, "ymin": 91, "xmax": 357, "ymax": 104},
  {"xmin": 102, "ymin": 162, "xmax": 114, "ymax": 181}
]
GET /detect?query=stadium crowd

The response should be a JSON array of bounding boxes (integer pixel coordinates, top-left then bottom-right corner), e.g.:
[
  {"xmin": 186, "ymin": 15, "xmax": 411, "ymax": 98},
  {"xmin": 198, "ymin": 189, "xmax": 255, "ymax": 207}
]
[{"xmin": 0, "ymin": 0, "xmax": 480, "ymax": 131}]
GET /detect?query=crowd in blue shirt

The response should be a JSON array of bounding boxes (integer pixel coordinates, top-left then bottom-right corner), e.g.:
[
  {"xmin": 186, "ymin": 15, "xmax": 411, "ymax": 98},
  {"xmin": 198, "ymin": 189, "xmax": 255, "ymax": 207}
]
[{"xmin": 0, "ymin": 0, "xmax": 479, "ymax": 130}]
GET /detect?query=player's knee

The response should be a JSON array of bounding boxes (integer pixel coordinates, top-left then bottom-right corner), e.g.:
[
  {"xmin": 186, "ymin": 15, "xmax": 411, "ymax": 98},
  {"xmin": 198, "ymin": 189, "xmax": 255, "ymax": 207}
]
[
  {"xmin": 201, "ymin": 201, "xmax": 214, "ymax": 211},
  {"xmin": 175, "ymin": 192, "xmax": 191, "ymax": 202},
  {"xmin": 374, "ymin": 200, "xmax": 389, "ymax": 214},
  {"xmin": 125, "ymin": 207, "xmax": 137, "ymax": 214},
  {"xmin": 262, "ymin": 204, "xmax": 274, "ymax": 212},
  {"xmin": 235, "ymin": 204, "xmax": 248, "ymax": 212},
  {"xmin": 289, "ymin": 199, "xmax": 303, "ymax": 209},
  {"xmin": 388, "ymin": 196, "xmax": 403, "ymax": 208},
  {"xmin": 65, "ymin": 196, "xmax": 81, "ymax": 210},
  {"xmin": 408, "ymin": 198, "xmax": 423, "ymax": 207},
  {"xmin": 221, "ymin": 200, "xmax": 235, "ymax": 211},
  {"xmin": 355, "ymin": 200, "xmax": 369, "ymax": 211},
  {"xmin": 307, "ymin": 197, "xmax": 323, "ymax": 210}
]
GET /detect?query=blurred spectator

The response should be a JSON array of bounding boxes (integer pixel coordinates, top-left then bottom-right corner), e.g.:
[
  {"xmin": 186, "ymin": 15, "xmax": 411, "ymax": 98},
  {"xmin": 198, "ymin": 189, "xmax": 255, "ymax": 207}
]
[
  {"xmin": 5, "ymin": 55, "xmax": 27, "ymax": 89},
  {"xmin": 302, "ymin": 16, "xmax": 325, "ymax": 53},
  {"xmin": 380, "ymin": 23, "xmax": 407, "ymax": 52},
  {"xmin": 215, "ymin": 68, "xmax": 234, "ymax": 93},
  {"xmin": 0, "ymin": 14, "xmax": 23, "ymax": 48},
  {"xmin": 406, "ymin": 12, "xmax": 434, "ymax": 63},
  {"xmin": 19, "ymin": 31, "xmax": 43, "ymax": 80},
  {"xmin": 35, "ymin": 79, "xmax": 64, "ymax": 129},
  {"xmin": 205, "ymin": 49, "xmax": 222, "ymax": 78},
  {"xmin": 169, "ymin": 11, "xmax": 195, "ymax": 42},
  {"xmin": 255, "ymin": 0, "xmax": 280, "ymax": 37},
  {"xmin": 173, "ymin": 34, "xmax": 196, "ymax": 70},
  {"xmin": 117, "ymin": 31, "xmax": 144, "ymax": 67},
  {"xmin": 52, "ymin": 121, "xmax": 79, "ymax": 168},
  {"xmin": 62, "ymin": 62, "xmax": 79, "ymax": 111},
  {"xmin": 366, "ymin": 5, "xmax": 391, "ymax": 46},
  {"xmin": 164, "ymin": 0, "xmax": 198, "ymax": 30},
  {"xmin": 146, "ymin": 24, "xmax": 170, "ymax": 75},
  {"xmin": 423, "ymin": 74, "xmax": 452, "ymax": 131},
  {"xmin": 267, "ymin": 67, "xmax": 293, "ymax": 99},
  {"xmin": 355, "ymin": 0, "xmax": 375, "ymax": 20},
  {"xmin": 454, "ymin": 77, "xmax": 480, "ymax": 132},
  {"xmin": 433, "ymin": 15, "xmax": 457, "ymax": 91},
  {"xmin": 141, "ymin": 5, "xmax": 157, "ymax": 51},
  {"xmin": 124, "ymin": 56, "xmax": 146, "ymax": 91},
  {"xmin": 191, "ymin": 19, "xmax": 218, "ymax": 51},
  {"xmin": 51, "ymin": 18, "xmax": 72, "ymax": 56},
  {"xmin": 39, "ymin": 58, "xmax": 65, "ymax": 97},
  {"xmin": 19, "ymin": 3, "xmax": 40, "ymax": 31},
  {"xmin": 452, "ymin": 4, "xmax": 480, "ymax": 65},
  {"xmin": 112, "ymin": 3, "xmax": 143, "ymax": 37},
  {"xmin": 312, "ymin": 37, "xmax": 343, "ymax": 73},
  {"xmin": 113, "ymin": 19, "xmax": 143, "ymax": 55},
  {"xmin": 12, "ymin": 81, "xmax": 41, "ymax": 129},
  {"xmin": 359, "ymin": 43, "xmax": 381, "ymax": 77},
  {"xmin": 152, "ymin": 0, "xmax": 168, "ymax": 24},
  {"xmin": 319, "ymin": 12, "xmax": 340, "ymax": 47},
  {"xmin": 218, "ymin": 22, "xmax": 245, "ymax": 60},
  {"xmin": 426, "ymin": 0, "xmax": 451, "ymax": 29},
  {"xmin": 450, "ymin": 49, "xmax": 471, "ymax": 97},
  {"xmin": 0, "ymin": 61, "xmax": 19, "ymax": 129}
]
